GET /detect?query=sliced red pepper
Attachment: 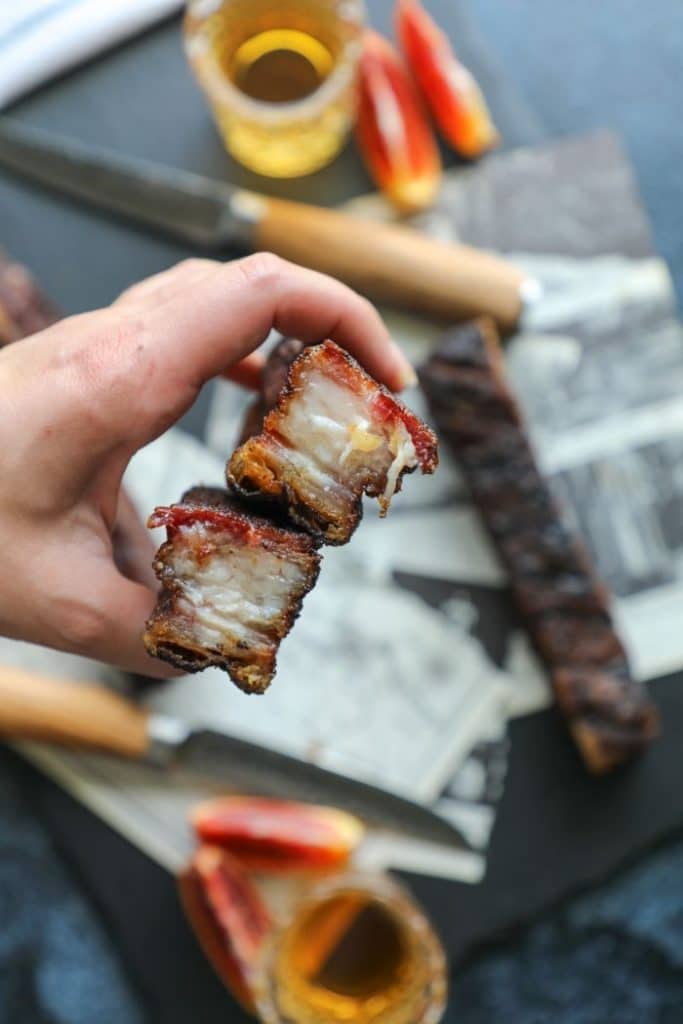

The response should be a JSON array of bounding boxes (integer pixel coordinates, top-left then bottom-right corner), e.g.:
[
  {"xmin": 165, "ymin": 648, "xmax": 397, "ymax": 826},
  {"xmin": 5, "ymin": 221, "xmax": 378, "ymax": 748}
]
[
  {"xmin": 192, "ymin": 796, "xmax": 364, "ymax": 872},
  {"xmin": 356, "ymin": 29, "xmax": 442, "ymax": 213},
  {"xmin": 396, "ymin": 0, "xmax": 499, "ymax": 159},
  {"xmin": 178, "ymin": 845, "xmax": 271, "ymax": 1012}
]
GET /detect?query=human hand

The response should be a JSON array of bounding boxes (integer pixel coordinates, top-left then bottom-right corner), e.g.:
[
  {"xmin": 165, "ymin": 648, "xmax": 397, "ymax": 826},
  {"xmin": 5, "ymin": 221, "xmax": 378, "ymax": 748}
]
[{"xmin": 0, "ymin": 255, "xmax": 413, "ymax": 676}]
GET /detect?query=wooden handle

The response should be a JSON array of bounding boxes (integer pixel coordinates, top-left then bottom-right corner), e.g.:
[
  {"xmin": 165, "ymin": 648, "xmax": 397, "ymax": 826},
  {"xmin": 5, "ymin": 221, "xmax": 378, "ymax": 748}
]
[
  {"xmin": 0, "ymin": 665, "xmax": 150, "ymax": 758},
  {"xmin": 254, "ymin": 197, "xmax": 524, "ymax": 334}
]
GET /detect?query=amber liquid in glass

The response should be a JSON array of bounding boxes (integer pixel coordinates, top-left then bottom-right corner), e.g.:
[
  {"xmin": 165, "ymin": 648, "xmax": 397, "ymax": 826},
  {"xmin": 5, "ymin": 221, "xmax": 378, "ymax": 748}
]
[
  {"xmin": 230, "ymin": 26, "xmax": 333, "ymax": 103},
  {"xmin": 259, "ymin": 884, "xmax": 446, "ymax": 1023},
  {"xmin": 185, "ymin": 0, "xmax": 364, "ymax": 177}
]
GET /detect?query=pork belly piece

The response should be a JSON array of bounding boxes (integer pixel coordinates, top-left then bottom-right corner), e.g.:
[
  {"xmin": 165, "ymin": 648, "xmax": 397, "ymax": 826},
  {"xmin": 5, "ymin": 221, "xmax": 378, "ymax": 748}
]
[
  {"xmin": 236, "ymin": 337, "xmax": 306, "ymax": 446},
  {"xmin": 419, "ymin": 317, "xmax": 659, "ymax": 773},
  {"xmin": 0, "ymin": 251, "xmax": 59, "ymax": 346},
  {"xmin": 237, "ymin": 396, "xmax": 268, "ymax": 448},
  {"xmin": 261, "ymin": 336, "xmax": 306, "ymax": 411},
  {"xmin": 228, "ymin": 340, "xmax": 438, "ymax": 545},
  {"xmin": 143, "ymin": 487, "xmax": 321, "ymax": 694}
]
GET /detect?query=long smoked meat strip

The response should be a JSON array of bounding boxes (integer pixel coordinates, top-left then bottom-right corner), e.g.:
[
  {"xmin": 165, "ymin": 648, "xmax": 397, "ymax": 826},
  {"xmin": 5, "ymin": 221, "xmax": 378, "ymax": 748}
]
[{"xmin": 419, "ymin": 318, "xmax": 659, "ymax": 773}]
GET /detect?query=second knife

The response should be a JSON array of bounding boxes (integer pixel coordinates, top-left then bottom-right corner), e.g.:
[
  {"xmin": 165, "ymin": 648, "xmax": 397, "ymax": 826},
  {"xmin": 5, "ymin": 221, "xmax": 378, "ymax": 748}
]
[{"xmin": 0, "ymin": 665, "xmax": 483, "ymax": 882}]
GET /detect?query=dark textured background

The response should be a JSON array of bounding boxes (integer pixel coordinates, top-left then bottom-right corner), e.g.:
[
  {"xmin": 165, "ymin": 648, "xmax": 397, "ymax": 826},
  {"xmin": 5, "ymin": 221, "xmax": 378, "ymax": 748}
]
[
  {"xmin": 1, "ymin": 1, "xmax": 682, "ymax": 1021},
  {"xmin": 469, "ymin": 0, "xmax": 683, "ymax": 308}
]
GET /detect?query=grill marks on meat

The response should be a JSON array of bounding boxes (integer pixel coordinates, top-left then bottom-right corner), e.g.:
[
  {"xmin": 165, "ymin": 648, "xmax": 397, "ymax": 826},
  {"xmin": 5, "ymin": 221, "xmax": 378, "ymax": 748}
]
[
  {"xmin": 143, "ymin": 488, "xmax": 321, "ymax": 694},
  {"xmin": 419, "ymin": 318, "xmax": 659, "ymax": 774},
  {"xmin": 0, "ymin": 251, "xmax": 59, "ymax": 346},
  {"xmin": 553, "ymin": 666, "xmax": 660, "ymax": 772},
  {"xmin": 228, "ymin": 340, "xmax": 438, "ymax": 544}
]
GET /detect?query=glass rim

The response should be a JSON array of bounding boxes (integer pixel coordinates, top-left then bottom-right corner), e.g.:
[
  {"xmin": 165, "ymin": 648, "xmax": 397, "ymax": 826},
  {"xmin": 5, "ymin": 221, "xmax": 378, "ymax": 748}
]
[
  {"xmin": 185, "ymin": 0, "xmax": 366, "ymax": 125},
  {"xmin": 252, "ymin": 870, "xmax": 448, "ymax": 1024}
]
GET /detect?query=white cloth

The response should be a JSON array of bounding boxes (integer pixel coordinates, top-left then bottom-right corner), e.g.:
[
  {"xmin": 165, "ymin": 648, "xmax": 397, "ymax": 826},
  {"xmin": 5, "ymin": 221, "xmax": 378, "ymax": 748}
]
[{"xmin": 0, "ymin": 0, "xmax": 184, "ymax": 110}]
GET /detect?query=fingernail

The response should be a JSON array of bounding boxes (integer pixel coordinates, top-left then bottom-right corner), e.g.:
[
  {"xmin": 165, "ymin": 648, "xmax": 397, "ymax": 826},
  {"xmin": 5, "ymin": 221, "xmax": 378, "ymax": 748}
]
[{"xmin": 397, "ymin": 364, "xmax": 418, "ymax": 390}]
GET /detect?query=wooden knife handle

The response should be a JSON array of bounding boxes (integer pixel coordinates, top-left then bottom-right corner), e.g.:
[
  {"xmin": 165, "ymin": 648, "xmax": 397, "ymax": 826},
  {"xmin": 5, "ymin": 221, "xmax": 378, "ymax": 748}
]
[
  {"xmin": 0, "ymin": 665, "xmax": 150, "ymax": 758},
  {"xmin": 253, "ymin": 197, "xmax": 525, "ymax": 334}
]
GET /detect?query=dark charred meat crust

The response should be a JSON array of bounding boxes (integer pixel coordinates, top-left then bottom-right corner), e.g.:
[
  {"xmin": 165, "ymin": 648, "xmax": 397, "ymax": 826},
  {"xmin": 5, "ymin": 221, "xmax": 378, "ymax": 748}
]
[
  {"xmin": 228, "ymin": 340, "xmax": 438, "ymax": 545},
  {"xmin": 553, "ymin": 666, "xmax": 658, "ymax": 773},
  {"xmin": 237, "ymin": 397, "xmax": 268, "ymax": 447},
  {"xmin": 419, "ymin": 317, "xmax": 659, "ymax": 774},
  {"xmin": 144, "ymin": 489, "xmax": 321, "ymax": 694},
  {"xmin": 237, "ymin": 338, "xmax": 307, "ymax": 447},
  {"xmin": 262, "ymin": 337, "xmax": 306, "ymax": 411}
]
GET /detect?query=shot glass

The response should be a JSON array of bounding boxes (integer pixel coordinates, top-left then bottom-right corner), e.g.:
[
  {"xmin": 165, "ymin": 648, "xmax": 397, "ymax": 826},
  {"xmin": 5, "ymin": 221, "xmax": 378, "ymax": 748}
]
[
  {"xmin": 253, "ymin": 871, "xmax": 447, "ymax": 1023},
  {"xmin": 184, "ymin": 0, "xmax": 366, "ymax": 178}
]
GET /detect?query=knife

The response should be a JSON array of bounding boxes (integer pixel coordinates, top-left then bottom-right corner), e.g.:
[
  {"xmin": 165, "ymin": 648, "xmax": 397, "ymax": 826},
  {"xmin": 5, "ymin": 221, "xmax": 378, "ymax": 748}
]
[
  {"xmin": 0, "ymin": 666, "xmax": 483, "ymax": 881},
  {"xmin": 0, "ymin": 117, "xmax": 530, "ymax": 333}
]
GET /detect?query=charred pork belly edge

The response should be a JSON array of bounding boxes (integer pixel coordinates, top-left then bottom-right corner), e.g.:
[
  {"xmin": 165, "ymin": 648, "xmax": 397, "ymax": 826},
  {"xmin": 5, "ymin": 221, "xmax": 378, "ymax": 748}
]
[
  {"xmin": 143, "ymin": 489, "xmax": 321, "ymax": 694},
  {"xmin": 228, "ymin": 340, "xmax": 438, "ymax": 545}
]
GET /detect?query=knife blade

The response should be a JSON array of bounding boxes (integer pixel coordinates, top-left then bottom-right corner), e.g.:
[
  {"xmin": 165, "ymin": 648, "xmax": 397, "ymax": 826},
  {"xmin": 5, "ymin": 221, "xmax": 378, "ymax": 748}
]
[
  {"xmin": 0, "ymin": 116, "xmax": 244, "ymax": 248},
  {"xmin": 0, "ymin": 666, "xmax": 483, "ymax": 881},
  {"xmin": 164, "ymin": 728, "xmax": 482, "ymax": 882},
  {"xmin": 0, "ymin": 116, "xmax": 530, "ymax": 332}
]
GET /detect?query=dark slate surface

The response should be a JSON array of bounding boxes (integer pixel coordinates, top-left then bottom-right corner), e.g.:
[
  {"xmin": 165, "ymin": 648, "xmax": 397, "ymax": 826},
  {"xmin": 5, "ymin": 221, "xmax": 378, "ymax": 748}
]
[
  {"xmin": 0, "ymin": 751, "xmax": 145, "ymax": 1024},
  {"xmin": 451, "ymin": 836, "xmax": 683, "ymax": 1023},
  {"xmin": 1, "ymin": 1, "xmax": 682, "ymax": 1022},
  {"xmin": 470, "ymin": 0, "xmax": 683, "ymax": 308}
]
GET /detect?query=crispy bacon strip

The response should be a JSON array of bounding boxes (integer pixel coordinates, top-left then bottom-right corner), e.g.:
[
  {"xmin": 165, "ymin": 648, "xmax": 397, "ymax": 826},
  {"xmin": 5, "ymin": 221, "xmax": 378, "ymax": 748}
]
[
  {"xmin": 0, "ymin": 251, "xmax": 59, "ymax": 345},
  {"xmin": 144, "ymin": 487, "xmax": 321, "ymax": 694},
  {"xmin": 419, "ymin": 318, "xmax": 659, "ymax": 773},
  {"xmin": 228, "ymin": 340, "xmax": 438, "ymax": 545}
]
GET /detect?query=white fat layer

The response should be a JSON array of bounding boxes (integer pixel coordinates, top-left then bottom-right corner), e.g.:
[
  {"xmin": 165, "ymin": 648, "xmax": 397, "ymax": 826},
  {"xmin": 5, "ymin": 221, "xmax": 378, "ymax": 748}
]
[
  {"xmin": 275, "ymin": 445, "xmax": 338, "ymax": 494},
  {"xmin": 275, "ymin": 369, "xmax": 417, "ymax": 504},
  {"xmin": 339, "ymin": 419, "xmax": 383, "ymax": 466},
  {"xmin": 171, "ymin": 526, "xmax": 306, "ymax": 651},
  {"xmin": 384, "ymin": 425, "xmax": 418, "ymax": 504},
  {"xmin": 278, "ymin": 370, "xmax": 374, "ymax": 473}
]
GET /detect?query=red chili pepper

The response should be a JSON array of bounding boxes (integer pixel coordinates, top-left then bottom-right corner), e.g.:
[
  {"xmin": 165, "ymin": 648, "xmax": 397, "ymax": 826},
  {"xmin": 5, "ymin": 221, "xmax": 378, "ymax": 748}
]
[
  {"xmin": 178, "ymin": 845, "xmax": 271, "ymax": 1012},
  {"xmin": 192, "ymin": 796, "xmax": 364, "ymax": 872},
  {"xmin": 396, "ymin": 0, "xmax": 499, "ymax": 159},
  {"xmin": 356, "ymin": 29, "xmax": 441, "ymax": 213}
]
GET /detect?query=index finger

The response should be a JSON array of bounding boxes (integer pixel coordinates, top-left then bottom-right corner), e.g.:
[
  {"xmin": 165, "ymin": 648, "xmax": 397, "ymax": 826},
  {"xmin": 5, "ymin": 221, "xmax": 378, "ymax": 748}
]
[{"xmin": 143, "ymin": 254, "xmax": 415, "ymax": 394}]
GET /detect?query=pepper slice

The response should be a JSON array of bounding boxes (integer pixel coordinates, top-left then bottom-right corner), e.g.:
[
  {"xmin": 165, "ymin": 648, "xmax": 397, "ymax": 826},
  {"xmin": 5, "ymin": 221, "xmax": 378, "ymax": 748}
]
[
  {"xmin": 356, "ymin": 29, "xmax": 441, "ymax": 213},
  {"xmin": 396, "ymin": 0, "xmax": 499, "ymax": 159},
  {"xmin": 178, "ymin": 845, "xmax": 271, "ymax": 1012},
  {"xmin": 192, "ymin": 796, "xmax": 364, "ymax": 872}
]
